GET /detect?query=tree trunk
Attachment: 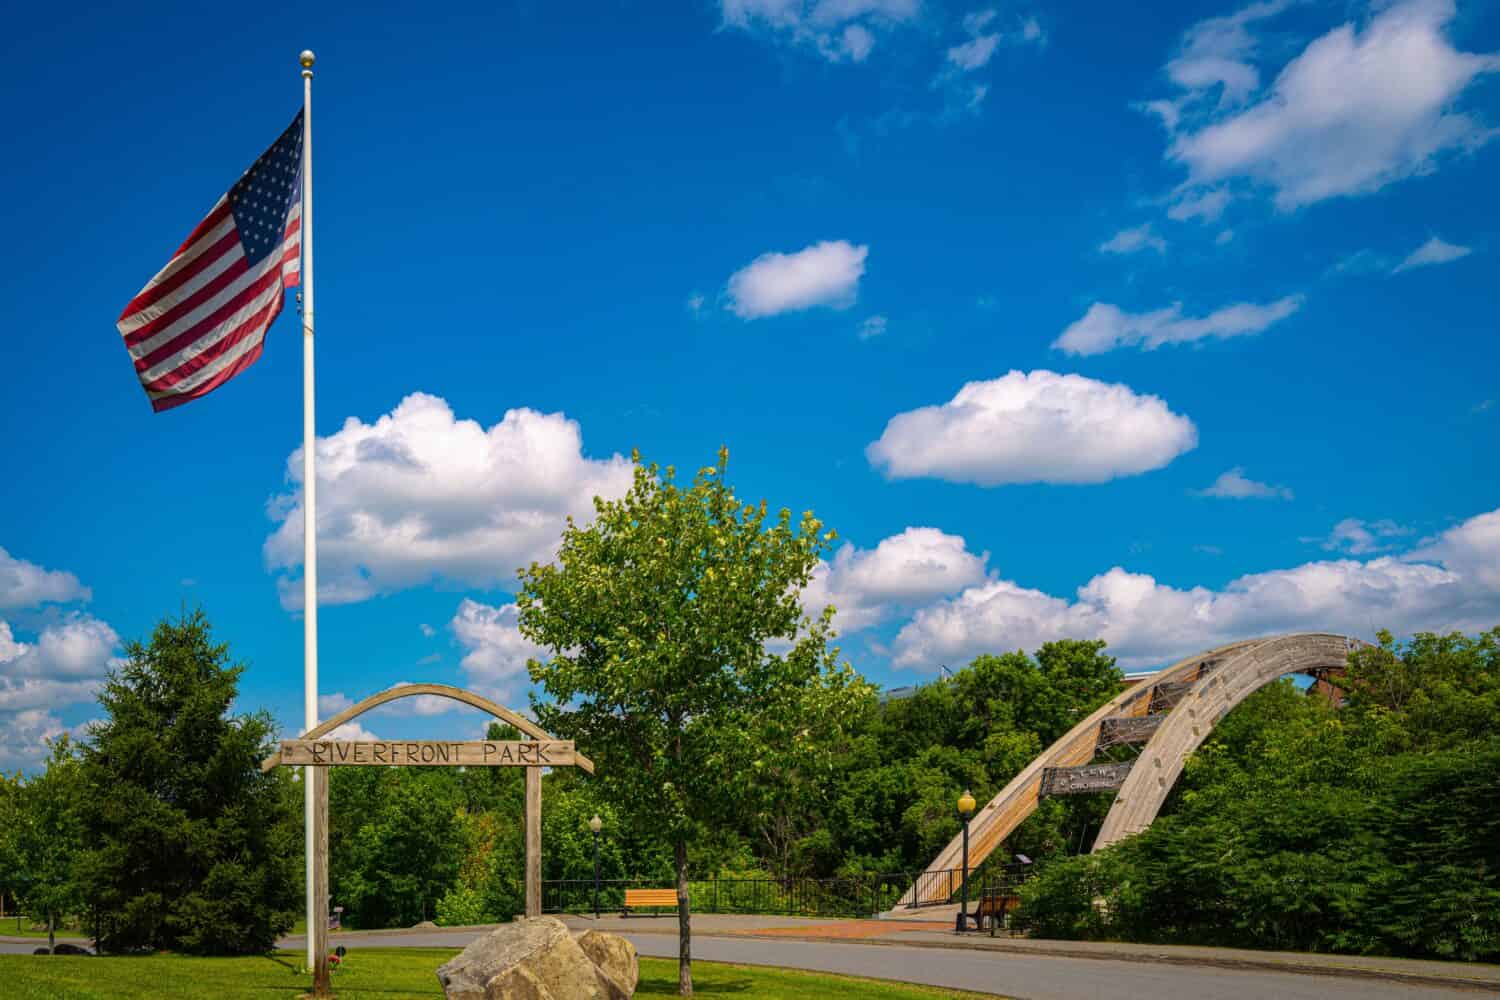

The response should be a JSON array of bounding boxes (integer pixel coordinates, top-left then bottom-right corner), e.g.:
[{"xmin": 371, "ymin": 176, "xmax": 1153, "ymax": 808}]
[
  {"xmin": 675, "ymin": 837, "xmax": 692, "ymax": 996},
  {"xmin": 47, "ymin": 911, "xmax": 55, "ymax": 955}
]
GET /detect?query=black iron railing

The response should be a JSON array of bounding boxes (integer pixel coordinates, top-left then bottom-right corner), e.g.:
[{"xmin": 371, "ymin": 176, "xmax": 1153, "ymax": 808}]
[
  {"xmin": 903, "ymin": 861, "xmax": 1036, "ymax": 908},
  {"xmin": 543, "ymin": 862, "xmax": 1040, "ymax": 917},
  {"xmin": 543, "ymin": 875, "xmax": 914, "ymax": 917}
]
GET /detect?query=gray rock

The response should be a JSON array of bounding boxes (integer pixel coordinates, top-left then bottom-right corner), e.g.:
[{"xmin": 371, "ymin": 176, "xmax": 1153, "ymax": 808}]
[
  {"xmin": 436, "ymin": 916, "xmax": 634, "ymax": 999},
  {"xmin": 576, "ymin": 929, "xmax": 639, "ymax": 995}
]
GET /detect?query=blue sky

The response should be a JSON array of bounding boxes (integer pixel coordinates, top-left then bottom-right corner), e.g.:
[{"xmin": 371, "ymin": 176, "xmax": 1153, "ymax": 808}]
[{"xmin": 2, "ymin": 0, "xmax": 1497, "ymax": 768}]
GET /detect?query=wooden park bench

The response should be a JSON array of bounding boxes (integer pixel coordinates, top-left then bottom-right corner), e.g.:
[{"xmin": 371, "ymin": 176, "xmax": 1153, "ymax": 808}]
[
  {"xmin": 974, "ymin": 891, "xmax": 1021, "ymax": 933},
  {"xmin": 622, "ymin": 888, "xmax": 680, "ymax": 916}
]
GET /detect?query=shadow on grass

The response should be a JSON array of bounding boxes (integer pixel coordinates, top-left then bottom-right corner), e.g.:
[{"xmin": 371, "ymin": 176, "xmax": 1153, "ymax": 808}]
[{"xmin": 637, "ymin": 974, "xmax": 753, "ymax": 994}]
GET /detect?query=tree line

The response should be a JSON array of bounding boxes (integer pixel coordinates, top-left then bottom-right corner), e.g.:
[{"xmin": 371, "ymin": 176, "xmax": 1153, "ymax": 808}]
[
  {"xmin": 1015, "ymin": 628, "xmax": 1500, "ymax": 962},
  {"xmin": 2, "ymin": 449, "xmax": 1495, "ymax": 980}
]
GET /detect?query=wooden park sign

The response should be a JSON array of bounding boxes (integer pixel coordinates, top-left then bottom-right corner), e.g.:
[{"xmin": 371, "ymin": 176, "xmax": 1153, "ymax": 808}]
[
  {"xmin": 260, "ymin": 683, "xmax": 594, "ymax": 996},
  {"xmin": 280, "ymin": 739, "xmax": 575, "ymax": 767}
]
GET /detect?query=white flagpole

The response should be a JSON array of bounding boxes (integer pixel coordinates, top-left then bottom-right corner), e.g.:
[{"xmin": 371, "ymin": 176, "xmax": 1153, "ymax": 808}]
[{"xmin": 298, "ymin": 48, "xmax": 319, "ymax": 972}]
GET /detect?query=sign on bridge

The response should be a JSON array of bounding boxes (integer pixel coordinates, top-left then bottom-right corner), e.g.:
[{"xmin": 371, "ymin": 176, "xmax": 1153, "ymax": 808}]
[{"xmin": 280, "ymin": 739, "xmax": 575, "ymax": 767}]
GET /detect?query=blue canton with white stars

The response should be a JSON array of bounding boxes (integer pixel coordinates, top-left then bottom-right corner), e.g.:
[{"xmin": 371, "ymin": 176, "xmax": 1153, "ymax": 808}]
[{"xmin": 229, "ymin": 111, "xmax": 302, "ymax": 267}]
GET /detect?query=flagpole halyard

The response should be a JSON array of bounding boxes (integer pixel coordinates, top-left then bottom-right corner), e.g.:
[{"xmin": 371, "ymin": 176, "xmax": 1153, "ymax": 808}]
[{"xmin": 298, "ymin": 47, "xmax": 322, "ymax": 983}]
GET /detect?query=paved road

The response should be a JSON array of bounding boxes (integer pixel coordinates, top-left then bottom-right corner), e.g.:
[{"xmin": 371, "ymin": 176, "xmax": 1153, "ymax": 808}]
[
  {"xmin": 0, "ymin": 938, "xmax": 87, "ymax": 955},
  {"xmin": 268, "ymin": 928, "xmax": 1481, "ymax": 1000},
  {"xmin": 630, "ymin": 935, "xmax": 1482, "ymax": 1000},
  {"xmin": 7, "ymin": 929, "xmax": 1485, "ymax": 999}
]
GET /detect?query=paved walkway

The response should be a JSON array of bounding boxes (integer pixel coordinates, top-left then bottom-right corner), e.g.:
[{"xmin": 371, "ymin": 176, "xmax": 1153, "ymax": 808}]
[
  {"xmin": 270, "ymin": 914, "xmax": 1500, "ymax": 998},
  {"xmin": 11, "ymin": 915, "xmax": 1499, "ymax": 998}
]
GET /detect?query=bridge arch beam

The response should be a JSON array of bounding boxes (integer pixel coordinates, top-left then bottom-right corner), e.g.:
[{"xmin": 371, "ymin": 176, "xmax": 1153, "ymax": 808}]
[
  {"xmin": 1092, "ymin": 632, "xmax": 1353, "ymax": 848},
  {"xmin": 895, "ymin": 632, "xmax": 1360, "ymax": 909}
]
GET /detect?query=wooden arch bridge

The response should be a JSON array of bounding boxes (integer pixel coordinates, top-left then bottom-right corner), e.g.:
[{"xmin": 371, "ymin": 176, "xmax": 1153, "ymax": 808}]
[{"xmin": 896, "ymin": 632, "xmax": 1361, "ymax": 909}]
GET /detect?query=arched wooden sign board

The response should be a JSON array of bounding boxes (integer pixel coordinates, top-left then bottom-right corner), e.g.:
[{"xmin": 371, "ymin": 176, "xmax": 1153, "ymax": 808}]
[{"xmin": 262, "ymin": 683, "xmax": 593, "ymax": 994}]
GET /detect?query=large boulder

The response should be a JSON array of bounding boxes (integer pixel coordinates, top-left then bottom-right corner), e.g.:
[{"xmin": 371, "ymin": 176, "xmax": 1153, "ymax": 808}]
[
  {"xmin": 576, "ymin": 929, "xmax": 639, "ymax": 995},
  {"xmin": 436, "ymin": 917, "xmax": 636, "ymax": 999}
]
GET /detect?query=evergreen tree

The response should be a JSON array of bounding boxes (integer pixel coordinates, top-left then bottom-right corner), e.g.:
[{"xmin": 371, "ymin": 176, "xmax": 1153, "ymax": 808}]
[{"xmin": 76, "ymin": 609, "xmax": 300, "ymax": 954}]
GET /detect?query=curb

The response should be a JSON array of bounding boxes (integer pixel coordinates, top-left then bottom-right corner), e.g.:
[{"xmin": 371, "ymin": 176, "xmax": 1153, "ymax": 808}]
[
  {"xmin": 746, "ymin": 935, "xmax": 1500, "ymax": 993},
  {"xmin": 585, "ymin": 924, "xmax": 1500, "ymax": 994},
  {"xmin": 277, "ymin": 922, "xmax": 1500, "ymax": 994}
]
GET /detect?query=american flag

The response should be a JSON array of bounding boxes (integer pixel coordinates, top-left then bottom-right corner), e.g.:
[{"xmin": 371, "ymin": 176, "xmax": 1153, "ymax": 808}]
[{"xmin": 117, "ymin": 112, "xmax": 304, "ymax": 412}]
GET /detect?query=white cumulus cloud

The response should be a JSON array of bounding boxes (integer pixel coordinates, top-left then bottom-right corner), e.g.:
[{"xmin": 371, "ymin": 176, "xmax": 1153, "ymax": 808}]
[
  {"xmin": 892, "ymin": 503, "xmax": 1500, "ymax": 670},
  {"xmin": 726, "ymin": 240, "xmax": 868, "ymax": 319},
  {"xmin": 450, "ymin": 599, "xmax": 549, "ymax": 702},
  {"xmin": 0, "ymin": 552, "xmax": 120, "ymax": 770},
  {"xmin": 0, "ymin": 614, "xmax": 120, "ymax": 771},
  {"xmin": 318, "ymin": 691, "xmax": 354, "ymax": 718},
  {"xmin": 0, "ymin": 708, "xmax": 69, "ymax": 771},
  {"xmin": 264, "ymin": 393, "xmax": 633, "ymax": 608},
  {"xmin": 1054, "ymin": 296, "xmax": 1302, "ymax": 356},
  {"xmin": 0, "ymin": 614, "xmax": 119, "ymax": 682},
  {"xmin": 1162, "ymin": 0, "xmax": 1500, "ymax": 210},
  {"xmin": 803, "ymin": 527, "xmax": 991, "ymax": 632},
  {"xmin": 327, "ymin": 720, "xmax": 380, "ymax": 742},
  {"xmin": 1194, "ymin": 467, "xmax": 1293, "ymax": 500},
  {"xmin": 320, "ymin": 682, "xmax": 456, "ymax": 722},
  {"xmin": 867, "ymin": 370, "xmax": 1198, "ymax": 486},
  {"xmin": 0, "ymin": 547, "xmax": 90, "ymax": 609}
]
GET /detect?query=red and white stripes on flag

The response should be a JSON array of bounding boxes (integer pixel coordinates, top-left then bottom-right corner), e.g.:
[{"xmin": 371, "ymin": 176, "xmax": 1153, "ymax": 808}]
[{"xmin": 117, "ymin": 112, "xmax": 303, "ymax": 412}]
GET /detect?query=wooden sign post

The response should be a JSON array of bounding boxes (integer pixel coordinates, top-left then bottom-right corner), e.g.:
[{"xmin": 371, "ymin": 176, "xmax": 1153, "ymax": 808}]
[{"xmin": 261, "ymin": 684, "xmax": 594, "ymax": 997}]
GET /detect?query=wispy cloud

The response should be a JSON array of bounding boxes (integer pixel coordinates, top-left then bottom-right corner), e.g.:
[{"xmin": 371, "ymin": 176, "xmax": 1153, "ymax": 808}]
[
  {"xmin": 1099, "ymin": 223, "xmax": 1167, "ymax": 255},
  {"xmin": 1149, "ymin": 0, "xmax": 1500, "ymax": 214},
  {"xmin": 719, "ymin": 0, "xmax": 920, "ymax": 64},
  {"xmin": 1333, "ymin": 236, "xmax": 1474, "ymax": 276},
  {"xmin": 1193, "ymin": 467, "xmax": 1293, "ymax": 500},
  {"xmin": 1393, "ymin": 236, "xmax": 1472, "ymax": 273},
  {"xmin": 1304, "ymin": 518, "xmax": 1411, "ymax": 556},
  {"xmin": 1054, "ymin": 295, "xmax": 1303, "ymax": 356}
]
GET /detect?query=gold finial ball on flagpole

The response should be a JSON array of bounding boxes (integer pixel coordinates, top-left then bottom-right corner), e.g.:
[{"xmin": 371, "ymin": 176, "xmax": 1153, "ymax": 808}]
[{"xmin": 299, "ymin": 50, "xmax": 316, "ymax": 69}]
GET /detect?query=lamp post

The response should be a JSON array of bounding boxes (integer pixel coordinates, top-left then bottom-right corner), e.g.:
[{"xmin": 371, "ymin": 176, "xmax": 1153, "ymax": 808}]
[
  {"xmin": 588, "ymin": 814, "xmax": 603, "ymax": 921},
  {"xmin": 955, "ymin": 790, "xmax": 976, "ymax": 933}
]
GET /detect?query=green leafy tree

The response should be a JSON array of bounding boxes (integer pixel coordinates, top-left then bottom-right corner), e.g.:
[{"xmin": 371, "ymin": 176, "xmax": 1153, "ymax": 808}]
[
  {"xmin": 334, "ymin": 769, "xmax": 462, "ymax": 928},
  {"xmin": 76, "ymin": 609, "xmax": 300, "ymax": 954},
  {"xmin": 518, "ymin": 448, "xmax": 872, "ymax": 995},
  {"xmin": 13, "ymin": 737, "xmax": 87, "ymax": 952}
]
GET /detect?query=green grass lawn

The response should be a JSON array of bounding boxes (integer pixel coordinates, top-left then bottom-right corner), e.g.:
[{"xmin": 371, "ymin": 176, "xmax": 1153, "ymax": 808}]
[
  {"xmin": 1, "ymin": 919, "xmax": 84, "ymax": 939},
  {"xmin": 0, "ymin": 948, "xmax": 1001, "ymax": 998}
]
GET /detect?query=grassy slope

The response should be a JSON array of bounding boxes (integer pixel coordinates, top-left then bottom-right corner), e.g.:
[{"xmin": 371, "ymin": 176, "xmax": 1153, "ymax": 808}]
[{"xmin": 0, "ymin": 949, "xmax": 1001, "ymax": 999}]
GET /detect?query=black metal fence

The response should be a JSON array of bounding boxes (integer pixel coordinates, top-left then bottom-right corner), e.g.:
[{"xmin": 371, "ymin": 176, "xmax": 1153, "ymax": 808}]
[
  {"xmin": 904, "ymin": 861, "xmax": 1037, "ymax": 909},
  {"xmin": 543, "ymin": 862, "xmax": 1039, "ymax": 918}
]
